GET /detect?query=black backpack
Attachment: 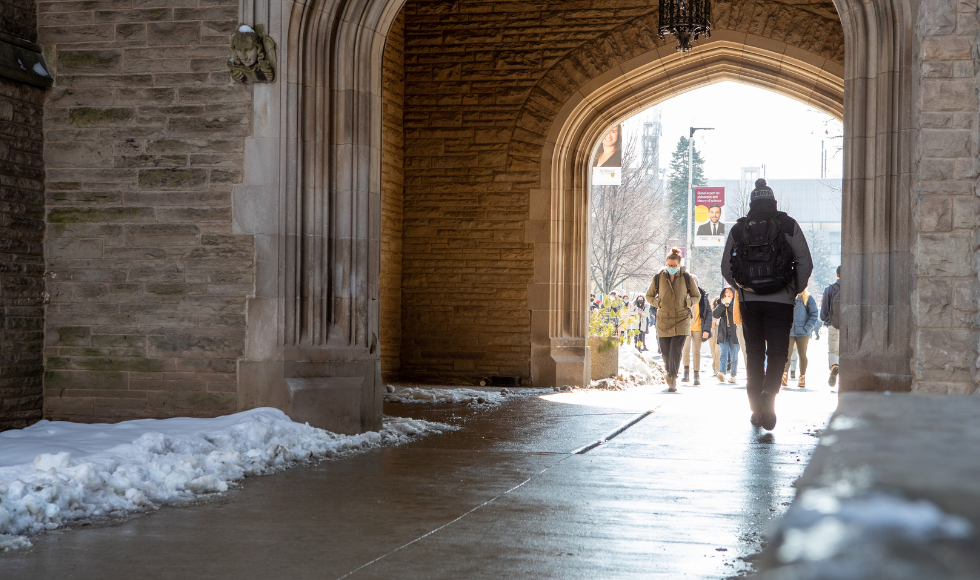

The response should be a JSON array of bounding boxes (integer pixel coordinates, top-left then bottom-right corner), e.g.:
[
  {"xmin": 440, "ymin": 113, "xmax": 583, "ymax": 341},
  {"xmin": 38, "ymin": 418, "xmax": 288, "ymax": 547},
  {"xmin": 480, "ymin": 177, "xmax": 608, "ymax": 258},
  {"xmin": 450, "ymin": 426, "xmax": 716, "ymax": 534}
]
[
  {"xmin": 729, "ymin": 212, "xmax": 796, "ymax": 295},
  {"xmin": 826, "ymin": 281, "xmax": 841, "ymax": 329}
]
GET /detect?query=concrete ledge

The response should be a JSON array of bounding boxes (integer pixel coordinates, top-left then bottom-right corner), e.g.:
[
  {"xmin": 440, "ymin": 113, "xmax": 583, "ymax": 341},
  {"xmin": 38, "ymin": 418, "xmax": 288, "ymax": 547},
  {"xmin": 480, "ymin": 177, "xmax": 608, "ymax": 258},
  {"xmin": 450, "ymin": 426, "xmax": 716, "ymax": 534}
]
[{"xmin": 757, "ymin": 393, "xmax": 980, "ymax": 579}]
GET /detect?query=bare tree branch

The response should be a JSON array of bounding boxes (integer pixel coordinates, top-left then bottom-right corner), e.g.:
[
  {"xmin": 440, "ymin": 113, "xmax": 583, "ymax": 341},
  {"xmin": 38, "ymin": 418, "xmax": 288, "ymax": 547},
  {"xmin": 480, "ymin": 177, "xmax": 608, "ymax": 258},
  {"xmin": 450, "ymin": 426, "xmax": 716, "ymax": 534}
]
[{"xmin": 590, "ymin": 133, "xmax": 672, "ymax": 294}]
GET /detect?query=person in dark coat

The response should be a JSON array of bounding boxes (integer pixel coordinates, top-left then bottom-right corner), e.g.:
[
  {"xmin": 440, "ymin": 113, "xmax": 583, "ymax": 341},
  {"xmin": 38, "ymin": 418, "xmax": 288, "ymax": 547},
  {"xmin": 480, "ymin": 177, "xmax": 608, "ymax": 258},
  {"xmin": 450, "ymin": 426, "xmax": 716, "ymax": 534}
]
[
  {"xmin": 713, "ymin": 287, "xmax": 739, "ymax": 383},
  {"xmin": 721, "ymin": 179, "xmax": 813, "ymax": 431}
]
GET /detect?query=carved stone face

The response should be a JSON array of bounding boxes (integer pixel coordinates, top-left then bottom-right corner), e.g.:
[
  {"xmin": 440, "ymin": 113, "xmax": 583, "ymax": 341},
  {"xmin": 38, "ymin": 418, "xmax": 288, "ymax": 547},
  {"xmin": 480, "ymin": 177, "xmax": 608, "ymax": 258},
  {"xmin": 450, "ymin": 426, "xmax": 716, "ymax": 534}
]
[{"xmin": 237, "ymin": 47, "xmax": 259, "ymax": 67}]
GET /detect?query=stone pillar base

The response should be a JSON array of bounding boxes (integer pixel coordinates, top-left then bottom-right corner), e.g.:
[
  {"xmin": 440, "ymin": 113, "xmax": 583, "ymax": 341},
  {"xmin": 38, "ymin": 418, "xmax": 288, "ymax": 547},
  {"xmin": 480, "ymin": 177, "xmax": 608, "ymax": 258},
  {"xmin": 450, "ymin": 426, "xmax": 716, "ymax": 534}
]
[{"xmin": 239, "ymin": 355, "xmax": 382, "ymax": 435}]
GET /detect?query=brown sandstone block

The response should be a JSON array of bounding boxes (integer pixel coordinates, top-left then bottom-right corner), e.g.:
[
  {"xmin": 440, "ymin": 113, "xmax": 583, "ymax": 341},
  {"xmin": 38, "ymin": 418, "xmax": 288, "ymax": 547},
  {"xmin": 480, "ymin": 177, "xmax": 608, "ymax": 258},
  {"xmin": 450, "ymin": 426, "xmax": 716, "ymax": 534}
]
[
  {"xmin": 137, "ymin": 168, "xmax": 207, "ymax": 190},
  {"xmin": 147, "ymin": 22, "xmax": 201, "ymax": 45},
  {"xmin": 94, "ymin": 8, "xmax": 173, "ymax": 23},
  {"xmin": 173, "ymin": 6, "xmax": 237, "ymax": 20},
  {"xmin": 58, "ymin": 50, "xmax": 123, "ymax": 73},
  {"xmin": 117, "ymin": 23, "xmax": 147, "ymax": 41},
  {"xmin": 125, "ymin": 224, "xmax": 200, "ymax": 247},
  {"xmin": 146, "ymin": 390, "xmax": 235, "ymax": 413},
  {"xmin": 40, "ymin": 24, "xmax": 115, "ymax": 43}
]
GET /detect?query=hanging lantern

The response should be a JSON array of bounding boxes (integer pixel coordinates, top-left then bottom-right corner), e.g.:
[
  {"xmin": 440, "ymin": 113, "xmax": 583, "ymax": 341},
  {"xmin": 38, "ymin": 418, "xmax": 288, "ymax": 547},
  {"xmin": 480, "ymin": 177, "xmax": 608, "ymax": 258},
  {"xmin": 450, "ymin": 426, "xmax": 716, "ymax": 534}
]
[{"xmin": 658, "ymin": 0, "xmax": 711, "ymax": 53}]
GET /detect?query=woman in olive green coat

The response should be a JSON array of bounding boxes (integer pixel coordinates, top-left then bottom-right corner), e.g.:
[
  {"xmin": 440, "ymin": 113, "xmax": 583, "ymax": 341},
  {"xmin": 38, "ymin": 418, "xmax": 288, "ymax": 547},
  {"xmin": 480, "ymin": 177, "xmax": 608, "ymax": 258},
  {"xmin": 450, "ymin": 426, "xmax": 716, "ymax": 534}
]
[{"xmin": 646, "ymin": 247, "xmax": 700, "ymax": 391}]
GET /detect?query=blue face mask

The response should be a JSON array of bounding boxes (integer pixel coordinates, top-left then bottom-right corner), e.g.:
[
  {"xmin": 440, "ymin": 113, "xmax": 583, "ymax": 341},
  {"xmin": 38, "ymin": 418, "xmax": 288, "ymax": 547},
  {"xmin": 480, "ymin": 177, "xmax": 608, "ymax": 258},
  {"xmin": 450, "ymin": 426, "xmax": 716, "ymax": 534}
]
[{"xmin": 666, "ymin": 266, "xmax": 679, "ymax": 275}]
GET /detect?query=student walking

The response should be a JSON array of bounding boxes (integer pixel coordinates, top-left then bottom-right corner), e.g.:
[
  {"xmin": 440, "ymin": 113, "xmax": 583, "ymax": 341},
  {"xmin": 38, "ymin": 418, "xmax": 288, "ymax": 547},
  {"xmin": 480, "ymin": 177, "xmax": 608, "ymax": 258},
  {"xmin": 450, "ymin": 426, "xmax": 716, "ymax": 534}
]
[
  {"xmin": 820, "ymin": 266, "xmax": 842, "ymax": 387},
  {"xmin": 782, "ymin": 289, "xmax": 819, "ymax": 388},
  {"xmin": 631, "ymin": 296, "xmax": 649, "ymax": 351},
  {"xmin": 709, "ymin": 295, "xmax": 721, "ymax": 374},
  {"xmin": 713, "ymin": 287, "xmax": 739, "ymax": 383},
  {"xmin": 721, "ymin": 179, "xmax": 813, "ymax": 430},
  {"xmin": 646, "ymin": 248, "xmax": 700, "ymax": 392},
  {"xmin": 681, "ymin": 285, "xmax": 712, "ymax": 385}
]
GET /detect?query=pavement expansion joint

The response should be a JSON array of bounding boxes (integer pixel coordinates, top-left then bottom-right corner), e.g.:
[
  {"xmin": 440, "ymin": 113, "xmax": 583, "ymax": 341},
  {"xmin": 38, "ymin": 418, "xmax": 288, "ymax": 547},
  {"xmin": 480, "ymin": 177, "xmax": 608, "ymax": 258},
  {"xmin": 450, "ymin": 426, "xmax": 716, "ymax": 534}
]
[
  {"xmin": 333, "ymin": 403, "xmax": 663, "ymax": 578},
  {"xmin": 571, "ymin": 406, "xmax": 660, "ymax": 454},
  {"xmin": 334, "ymin": 457, "xmax": 575, "ymax": 580}
]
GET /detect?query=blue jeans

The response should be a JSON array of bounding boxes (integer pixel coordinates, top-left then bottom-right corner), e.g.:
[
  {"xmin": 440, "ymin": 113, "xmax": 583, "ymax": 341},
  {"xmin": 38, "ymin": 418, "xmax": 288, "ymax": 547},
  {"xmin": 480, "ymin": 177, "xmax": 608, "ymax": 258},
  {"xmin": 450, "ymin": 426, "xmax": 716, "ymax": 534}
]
[{"xmin": 719, "ymin": 340, "xmax": 740, "ymax": 377}]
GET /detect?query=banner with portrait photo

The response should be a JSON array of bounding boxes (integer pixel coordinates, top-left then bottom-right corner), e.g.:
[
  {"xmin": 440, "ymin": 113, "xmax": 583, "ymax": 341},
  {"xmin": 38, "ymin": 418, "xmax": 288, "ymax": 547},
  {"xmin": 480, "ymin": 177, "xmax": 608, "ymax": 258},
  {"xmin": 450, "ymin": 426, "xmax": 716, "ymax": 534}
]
[
  {"xmin": 693, "ymin": 187, "xmax": 726, "ymax": 246},
  {"xmin": 591, "ymin": 123, "xmax": 622, "ymax": 186}
]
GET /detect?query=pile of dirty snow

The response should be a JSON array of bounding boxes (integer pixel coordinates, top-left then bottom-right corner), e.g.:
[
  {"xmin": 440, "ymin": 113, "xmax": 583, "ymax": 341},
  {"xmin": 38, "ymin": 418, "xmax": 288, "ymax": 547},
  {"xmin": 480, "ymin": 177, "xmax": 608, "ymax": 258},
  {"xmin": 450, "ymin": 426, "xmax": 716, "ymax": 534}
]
[
  {"xmin": 587, "ymin": 345, "xmax": 667, "ymax": 390},
  {"xmin": 0, "ymin": 408, "xmax": 454, "ymax": 550},
  {"xmin": 384, "ymin": 386, "xmax": 539, "ymax": 406},
  {"xmin": 776, "ymin": 490, "xmax": 973, "ymax": 565}
]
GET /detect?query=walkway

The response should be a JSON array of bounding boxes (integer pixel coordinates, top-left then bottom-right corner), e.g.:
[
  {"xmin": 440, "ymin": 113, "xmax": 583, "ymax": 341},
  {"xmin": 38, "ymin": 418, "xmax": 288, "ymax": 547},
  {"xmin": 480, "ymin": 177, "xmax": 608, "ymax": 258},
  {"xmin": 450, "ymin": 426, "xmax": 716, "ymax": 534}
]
[{"xmin": 1, "ymin": 370, "xmax": 839, "ymax": 579}]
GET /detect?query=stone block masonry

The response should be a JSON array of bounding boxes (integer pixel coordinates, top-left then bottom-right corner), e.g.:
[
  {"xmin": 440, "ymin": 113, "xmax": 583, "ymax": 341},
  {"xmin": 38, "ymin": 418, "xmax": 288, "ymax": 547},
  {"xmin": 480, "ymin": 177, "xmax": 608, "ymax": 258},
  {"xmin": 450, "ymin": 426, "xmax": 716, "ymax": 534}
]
[
  {"xmin": 0, "ymin": 77, "xmax": 45, "ymax": 430},
  {"xmin": 381, "ymin": 13, "xmax": 404, "ymax": 382},
  {"xmin": 40, "ymin": 0, "xmax": 254, "ymax": 422},
  {"xmin": 912, "ymin": 0, "xmax": 980, "ymax": 394},
  {"xmin": 0, "ymin": 0, "xmax": 46, "ymax": 430}
]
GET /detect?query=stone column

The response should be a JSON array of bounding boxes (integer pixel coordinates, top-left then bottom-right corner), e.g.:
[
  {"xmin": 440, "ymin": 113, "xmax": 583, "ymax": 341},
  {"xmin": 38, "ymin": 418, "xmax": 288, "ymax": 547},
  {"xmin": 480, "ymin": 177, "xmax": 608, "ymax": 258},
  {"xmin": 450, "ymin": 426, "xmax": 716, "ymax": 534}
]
[
  {"xmin": 836, "ymin": 0, "xmax": 917, "ymax": 393},
  {"xmin": 235, "ymin": 0, "xmax": 402, "ymax": 433}
]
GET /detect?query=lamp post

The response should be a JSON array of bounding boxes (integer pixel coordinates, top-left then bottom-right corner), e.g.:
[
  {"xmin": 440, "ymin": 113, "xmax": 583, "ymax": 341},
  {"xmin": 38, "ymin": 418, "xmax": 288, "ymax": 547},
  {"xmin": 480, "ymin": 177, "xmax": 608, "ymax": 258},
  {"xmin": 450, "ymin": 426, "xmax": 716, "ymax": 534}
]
[{"xmin": 686, "ymin": 127, "xmax": 713, "ymax": 274}]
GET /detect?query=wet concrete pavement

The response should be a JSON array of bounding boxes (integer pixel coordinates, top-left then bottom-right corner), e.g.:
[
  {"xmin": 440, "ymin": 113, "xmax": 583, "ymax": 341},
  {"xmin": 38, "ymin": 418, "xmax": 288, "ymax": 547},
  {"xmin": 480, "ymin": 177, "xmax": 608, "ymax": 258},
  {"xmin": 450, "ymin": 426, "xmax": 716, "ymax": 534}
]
[{"xmin": 1, "ymin": 367, "xmax": 839, "ymax": 579}]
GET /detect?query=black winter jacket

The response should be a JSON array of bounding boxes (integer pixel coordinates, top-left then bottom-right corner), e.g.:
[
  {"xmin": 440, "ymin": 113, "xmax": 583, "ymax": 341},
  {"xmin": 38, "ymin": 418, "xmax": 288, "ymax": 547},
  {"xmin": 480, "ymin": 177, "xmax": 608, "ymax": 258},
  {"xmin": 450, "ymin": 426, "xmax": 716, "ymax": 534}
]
[{"xmin": 713, "ymin": 301, "xmax": 738, "ymax": 345}]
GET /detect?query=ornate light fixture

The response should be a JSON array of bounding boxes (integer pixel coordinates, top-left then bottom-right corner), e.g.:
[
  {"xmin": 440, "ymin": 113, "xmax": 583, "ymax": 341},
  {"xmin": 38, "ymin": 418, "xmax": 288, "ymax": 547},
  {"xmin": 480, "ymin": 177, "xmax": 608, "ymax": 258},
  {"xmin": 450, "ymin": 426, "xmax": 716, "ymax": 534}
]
[{"xmin": 658, "ymin": 0, "xmax": 711, "ymax": 53}]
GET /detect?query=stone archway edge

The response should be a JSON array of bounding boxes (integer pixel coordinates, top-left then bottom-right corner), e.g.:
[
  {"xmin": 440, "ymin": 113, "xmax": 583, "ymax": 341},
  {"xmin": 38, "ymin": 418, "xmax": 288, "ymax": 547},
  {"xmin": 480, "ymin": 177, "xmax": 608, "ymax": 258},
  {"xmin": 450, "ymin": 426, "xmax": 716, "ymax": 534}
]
[{"xmin": 527, "ymin": 36, "xmax": 845, "ymax": 388}]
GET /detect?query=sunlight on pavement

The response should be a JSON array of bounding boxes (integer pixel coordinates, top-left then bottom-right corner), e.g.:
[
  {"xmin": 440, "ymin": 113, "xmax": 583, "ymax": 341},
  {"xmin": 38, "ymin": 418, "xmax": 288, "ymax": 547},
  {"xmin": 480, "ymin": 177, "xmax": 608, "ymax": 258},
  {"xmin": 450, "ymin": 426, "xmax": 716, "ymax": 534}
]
[{"xmin": 540, "ymin": 384, "xmax": 839, "ymax": 419}]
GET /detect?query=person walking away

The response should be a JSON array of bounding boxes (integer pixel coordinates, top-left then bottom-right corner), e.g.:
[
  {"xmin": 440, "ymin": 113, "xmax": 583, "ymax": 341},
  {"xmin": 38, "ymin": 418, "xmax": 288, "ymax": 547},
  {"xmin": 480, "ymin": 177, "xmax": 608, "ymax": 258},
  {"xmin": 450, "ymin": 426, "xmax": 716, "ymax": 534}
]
[
  {"xmin": 820, "ymin": 266, "xmax": 842, "ymax": 387},
  {"xmin": 631, "ymin": 296, "xmax": 649, "ymax": 351},
  {"xmin": 646, "ymin": 248, "xmax": 699, "ymax": 392},
  {"xmin": 783, "ymin": 289, "xmax": 819, "ymax": 388},
  {"xmin": 709, "ymin": 295, "xmax": 721, "ymax": 374},
  {"xmin": 721, "ymin": 179, "xmax": 813, "ymax": 430},
  {"xmin": 681, "ymin": 285, "xmax": 712, "ymax": 385},
  {"xmin": 791, "ymin": 317, "xmax": 822, "ymax": 377},
  {"xmin": 713, "ymin": 287, "xmax": 740, "ymax": 383}
]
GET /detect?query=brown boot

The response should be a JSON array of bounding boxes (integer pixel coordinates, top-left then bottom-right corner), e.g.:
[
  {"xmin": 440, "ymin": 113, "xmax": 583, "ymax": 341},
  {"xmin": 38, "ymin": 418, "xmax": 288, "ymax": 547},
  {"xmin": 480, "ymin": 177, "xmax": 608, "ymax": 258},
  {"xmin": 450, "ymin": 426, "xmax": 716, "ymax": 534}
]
[
  {"xmin": 798, "ymin": 375, "xmax": 806, "ymax": 388},
  {"xmin": 781, "ymin": 372, "xmax": 788, "ymax": 387},
  {"xmin": 668, "ymin": 377, "xmax": 677, "ymax": 392}
]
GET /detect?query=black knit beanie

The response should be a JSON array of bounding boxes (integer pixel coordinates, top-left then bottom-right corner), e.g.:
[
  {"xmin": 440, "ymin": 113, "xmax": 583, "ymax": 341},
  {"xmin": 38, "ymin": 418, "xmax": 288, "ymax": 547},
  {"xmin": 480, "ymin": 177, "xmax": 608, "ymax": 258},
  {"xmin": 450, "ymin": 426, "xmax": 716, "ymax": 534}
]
[{"xmin": 750, "ymin": 178, "xmax": 775, "ymax": 201}]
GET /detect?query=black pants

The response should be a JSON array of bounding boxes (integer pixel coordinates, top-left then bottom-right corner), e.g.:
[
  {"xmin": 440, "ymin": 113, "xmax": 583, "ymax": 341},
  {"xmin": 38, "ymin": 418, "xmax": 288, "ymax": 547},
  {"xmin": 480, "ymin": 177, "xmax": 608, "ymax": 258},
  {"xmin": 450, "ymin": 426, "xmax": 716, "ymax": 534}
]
[
  {"xmin": 658, "ymin": 335, "xmax": 687, "ymax": 378},
  {"xmin": 740, "ymin": 301, "xmax": 795, "ymax": 401}
]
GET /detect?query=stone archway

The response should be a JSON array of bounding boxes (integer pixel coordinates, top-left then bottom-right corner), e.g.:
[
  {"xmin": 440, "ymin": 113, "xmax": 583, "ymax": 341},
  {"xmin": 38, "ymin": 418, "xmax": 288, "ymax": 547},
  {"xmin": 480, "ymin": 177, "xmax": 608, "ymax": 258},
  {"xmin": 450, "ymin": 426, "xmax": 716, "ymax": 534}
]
[
  {"xmin": 236, "ymin": 0, "xmax": 924, "ymax": 430},
  {"xmin": 526, "ymin": 33, "xmax": 846, "ymax": 387},
  {"xmin": 521, "ymin": 0, "xmax": 918, "ymax": 393}
]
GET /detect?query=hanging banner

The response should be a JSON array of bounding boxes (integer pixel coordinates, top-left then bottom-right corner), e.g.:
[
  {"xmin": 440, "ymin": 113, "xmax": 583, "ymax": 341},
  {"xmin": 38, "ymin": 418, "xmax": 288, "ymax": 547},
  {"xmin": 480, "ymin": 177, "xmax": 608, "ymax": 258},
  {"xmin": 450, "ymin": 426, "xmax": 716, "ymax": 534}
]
[
  {"xmin": 693, "ymin": 186, "xmax": 726, "ymax": 246},
  {"xmin": 592, "ymin": 166, "xmax": 621, "ymax": 185},
  {"xmin": 591, "ymin": 123, "xmax": 622, "ymax": 185}
]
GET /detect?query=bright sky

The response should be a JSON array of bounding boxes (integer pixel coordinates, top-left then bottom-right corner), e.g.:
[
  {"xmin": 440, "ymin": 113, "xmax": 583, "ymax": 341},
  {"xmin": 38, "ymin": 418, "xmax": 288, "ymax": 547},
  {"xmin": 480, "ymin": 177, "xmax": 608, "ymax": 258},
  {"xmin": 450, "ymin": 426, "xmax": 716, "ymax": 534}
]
[{"xmin": 621, "ymin": 81, "xmax": 844, "ymax": 180}]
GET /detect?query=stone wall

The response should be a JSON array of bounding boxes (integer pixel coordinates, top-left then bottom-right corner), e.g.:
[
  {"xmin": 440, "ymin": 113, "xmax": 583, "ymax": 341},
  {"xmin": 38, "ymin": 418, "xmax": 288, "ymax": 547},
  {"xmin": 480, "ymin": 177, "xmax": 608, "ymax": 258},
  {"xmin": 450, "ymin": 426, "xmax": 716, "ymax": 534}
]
[
  {"xmin": 912, "ymin": 0, "xmax": 980, "ymax": 394},
  {"xmin": 398, "ymin": 0, "xmax": 843, "ymax": 384},
  {"xmin": 0, "ymin": 0, "xmax": 46, "ymax": 430},
  {"xmin": 40, "ymin": 0, "xmax": 253, "ymax": 421},
  {"xmin": 381, "ymin": 13, "xmax": 404, "ymax": 382},
  {"xmin": 1, "ymin": 0, "xmax": 37, "ymax": 41}
]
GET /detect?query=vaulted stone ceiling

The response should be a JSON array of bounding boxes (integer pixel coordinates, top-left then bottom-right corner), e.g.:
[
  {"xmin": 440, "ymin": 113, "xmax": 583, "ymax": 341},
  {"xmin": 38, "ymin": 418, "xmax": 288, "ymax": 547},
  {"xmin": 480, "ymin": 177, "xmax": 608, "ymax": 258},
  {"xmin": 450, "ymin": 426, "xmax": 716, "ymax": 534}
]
[{"xmin": 394, "ymin": 0, "xmax": 845, "ymax": 382}]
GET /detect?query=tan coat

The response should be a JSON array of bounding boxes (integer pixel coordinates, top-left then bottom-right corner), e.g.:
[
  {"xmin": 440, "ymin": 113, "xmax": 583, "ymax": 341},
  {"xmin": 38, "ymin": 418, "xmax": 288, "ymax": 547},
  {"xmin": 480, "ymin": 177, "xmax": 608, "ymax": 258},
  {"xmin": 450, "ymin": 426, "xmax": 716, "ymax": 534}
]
[{"xmin": 646, "ymin": 270, "xmax": 699, "ymax": 338}]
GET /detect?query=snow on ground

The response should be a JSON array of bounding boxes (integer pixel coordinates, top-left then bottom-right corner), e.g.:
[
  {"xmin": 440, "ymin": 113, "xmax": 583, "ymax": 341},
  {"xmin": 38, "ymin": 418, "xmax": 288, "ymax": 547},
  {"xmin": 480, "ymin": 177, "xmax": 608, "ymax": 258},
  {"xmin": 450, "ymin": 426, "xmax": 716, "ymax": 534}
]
[
  {"xmin": 0, "ymin": 408, "xmax": 455, "ymax": 550},
  {"xmin": 384, "ymin": 385, "xmax": 541, "ymax": 406},
  {"xmin": 587, "ymin": 345, "xmax": 667, "ymax": 391}
]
